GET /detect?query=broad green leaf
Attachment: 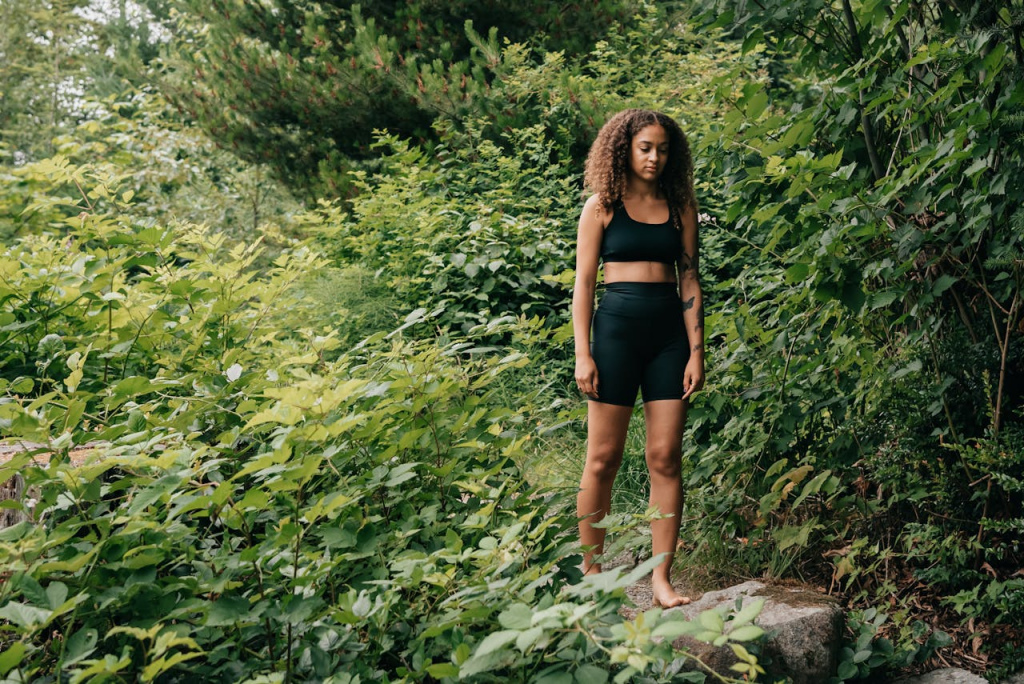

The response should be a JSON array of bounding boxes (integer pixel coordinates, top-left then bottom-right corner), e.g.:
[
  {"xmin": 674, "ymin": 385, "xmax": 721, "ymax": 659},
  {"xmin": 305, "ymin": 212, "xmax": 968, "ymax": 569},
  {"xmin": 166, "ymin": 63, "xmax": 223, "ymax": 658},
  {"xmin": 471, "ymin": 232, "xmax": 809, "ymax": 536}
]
[
  {"xmin": 516, "ymin": 626, "xmax": 545, "ymax": 652},
  {"xmin": 652, "ymin": 619, "xmax": 701, "ymax": 640},
  {"xmin": 64, "ymin": 627, "xmax": 98, "ymax": 665},
  {"xmin": 0, "ymin": 643, "xmax": 25, "ymax": 676},
  {"xmin": 142, "ymin": 651, "xmax": 203, "ymax": 681},
  {"xmin": 498, "ymin": 603, "xmax": 533, "ymax": 630},
  {"xmin": 45, "ymin": 582, "xmax": 68, "ymax": 610},
  {"xmin": 426, "ymin": 663, "xmax": 459, "ymax": 678},
  {"xmin": 731, "ymin": 598, "xmax": 764, "ymax": 626},
  {"xmin": 728, "ymin": 625, "xmax": 764, "ymax": 641},
  {"xmin": 473, "ymin": 630, "xmax": 519, "ymax": 658},
  {"xmin": 698, "ymin": 609, "xmax": 724, "ymax": 633},
  {"xmin": 574, "ymin": 664, "xmax": 609, "ymax": 684},
  {"xmin": 206, "ymin": 597, "xmax": 251, "ymax": 626},
  {"xmin": 0, "ymin": 601, "xmax": 51, "ymax": 628}
]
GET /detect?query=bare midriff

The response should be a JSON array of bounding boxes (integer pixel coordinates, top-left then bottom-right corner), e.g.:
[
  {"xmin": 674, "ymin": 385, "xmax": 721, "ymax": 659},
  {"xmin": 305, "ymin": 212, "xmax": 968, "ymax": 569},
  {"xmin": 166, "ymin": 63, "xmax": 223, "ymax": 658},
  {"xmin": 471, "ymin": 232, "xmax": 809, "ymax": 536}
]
[{"xmin": 604, "ymin": 261, "xmax": 676, "ymax": 284}]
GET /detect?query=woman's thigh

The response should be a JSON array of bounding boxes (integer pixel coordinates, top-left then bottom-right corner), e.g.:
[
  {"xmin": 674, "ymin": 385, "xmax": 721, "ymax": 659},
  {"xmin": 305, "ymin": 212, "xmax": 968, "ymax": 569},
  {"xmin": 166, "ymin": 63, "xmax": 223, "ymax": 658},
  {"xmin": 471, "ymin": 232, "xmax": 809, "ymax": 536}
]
[
  {"xmin": 642, "ymin": 399, "xmax": 688, "ymax": 459},
  {"xmin": 586, "ymin": 401, "xmax": 633, "ymax": 460}
]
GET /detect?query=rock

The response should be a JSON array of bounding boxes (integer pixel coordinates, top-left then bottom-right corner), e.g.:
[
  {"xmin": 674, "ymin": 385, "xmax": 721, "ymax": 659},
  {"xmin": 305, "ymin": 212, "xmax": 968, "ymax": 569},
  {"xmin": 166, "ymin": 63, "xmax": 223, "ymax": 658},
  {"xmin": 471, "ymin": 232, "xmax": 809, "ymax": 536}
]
[
  {"xmin": 0, "ymin": 441, "xmax": 101, "ymax": 528},
  {"xmin": 0, "ymin": 470, "xmax": 30, "ymax": 528},
  {"xmin": 626, "ymin": 580, "xmax": 843, "ymax": 684},
  {"xmin": 892, "ymin": 668, "xmax": 988, "ymax": 683}
]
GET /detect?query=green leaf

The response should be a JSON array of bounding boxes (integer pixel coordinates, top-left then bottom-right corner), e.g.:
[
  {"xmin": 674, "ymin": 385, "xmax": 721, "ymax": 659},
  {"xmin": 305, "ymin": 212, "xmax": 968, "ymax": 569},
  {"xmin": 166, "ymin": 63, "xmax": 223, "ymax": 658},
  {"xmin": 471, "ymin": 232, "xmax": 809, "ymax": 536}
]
[
  {"xmin": 728, "ymin": 625, "xmax": 764, "ymax": 641},
  {"xmin": 536, "ymin": 671, "xmax": 573, "ymax": 684},
  {"xmin": 731, "ymin": 598, "xmax": 764, "ymax": 626},
  {"xmin": 784, "ymin": 263, "xmax": 809, "ymax": 284},
  {"xmin": 516, "ymin": 626, "xmax": 545, "ymax": 652},
  {"xmin": 652, "ymin": 619, "xmax": 700, "ymax": 640},
  {"xmin": 10, "ymin": 377, "xmax": 33, "ymax": 394},
  {"xmin": 0, "ymin": 601, "xmax": 51, "ymax": 628},
  {"xmin": 426, "ymin": 663, "xmax": 459, "ymax": 678},
  {"xmin": 206, "ymin": 596, "xmax": 251, "ymax": 627},
  {"xmin": 744, "ymin": 90, "xmax": 769, "ymax": 119},
  {"xmin": 63, "ymin": 627, "xmax": 98, "ymax": 665},
  {"xmin": 931, "ymin": 274, "xmax": 957, "ymax": 296},
  {"xmin": 698, "ymin": 609, "xmax": 724, "ymax": 633},
  {"xmin": 45, "ymin": 581, "xmax": 68, "ymax": 610},
  {"xmin": 110, "ymin": 375, "xmax": 153, "ymax": 399},
  {"xmin": 498, "ymin": 603, "xmax": 533, "ymax": 630},
  {"xmin": 473, "ymin": 630, "xmax": 519, "ymax": 657},
  {"xmin": 868, "ymin": 290, "xmax": 901, "ymax": 309},
  {"xmin": 0, "ymin": 643, "xmax": 25, "ymax": 676},
  {"xmin": 17, "ymin": 575, "xmax": 47, "ymax": 607},
  {"xmin": 852, "ymin": 648, "xmax": 872, "ymax": 663},
  {"xmin": 741, "ymin": 28, "xmax": 764, "ymax": 55},
  {"xmin": 837, "ymin": 659, "xmax": 858, "ymax": 679},
  {"xmin": 729, "ymin": 643, "xmax": 757, "ymax": 664},
  {"xmin": 575, "ymin": 664, "xmax": 609, "ymax": 684}
]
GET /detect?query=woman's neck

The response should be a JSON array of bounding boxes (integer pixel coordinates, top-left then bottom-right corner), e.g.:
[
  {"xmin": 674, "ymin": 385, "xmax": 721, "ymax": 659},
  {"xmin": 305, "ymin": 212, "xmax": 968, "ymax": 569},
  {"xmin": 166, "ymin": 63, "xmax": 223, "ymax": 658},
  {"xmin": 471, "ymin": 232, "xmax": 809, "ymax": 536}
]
[{"xmin": 624, "ymin": 177, "xmax": 662, "ymax": 201}]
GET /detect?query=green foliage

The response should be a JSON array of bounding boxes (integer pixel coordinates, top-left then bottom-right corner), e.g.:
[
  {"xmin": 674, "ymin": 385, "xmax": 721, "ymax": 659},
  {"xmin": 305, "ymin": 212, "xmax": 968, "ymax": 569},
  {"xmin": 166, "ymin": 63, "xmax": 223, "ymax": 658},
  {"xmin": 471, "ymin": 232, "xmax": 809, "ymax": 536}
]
[
  {"xmin": 321, "ymin": 125, "xmax": 578, "ymax": 338},
  {"xmin": 0, "ymin": 157, "xmax": 766, "ymax": 682},
  {"xmin": 678, "ymin": 0, "xmax": 1024, "ymax": 668},
  {"xmin": 0, "ymin": 0, "xmax": 96, "ymax": 164},
  {"xmin": 1, "ymin": 87, "xmax": 302, "ymax": 245},
  {"xmin": 6, "ymin": 0, "xmax": 1024, "ymax": 676},
  {"xmin": 162, "ymin": 0, "xmax": 633, "ymax": 195},
  {"xmin": 832, "ymin": 607, "xmax": 951, "ymax": 682}
]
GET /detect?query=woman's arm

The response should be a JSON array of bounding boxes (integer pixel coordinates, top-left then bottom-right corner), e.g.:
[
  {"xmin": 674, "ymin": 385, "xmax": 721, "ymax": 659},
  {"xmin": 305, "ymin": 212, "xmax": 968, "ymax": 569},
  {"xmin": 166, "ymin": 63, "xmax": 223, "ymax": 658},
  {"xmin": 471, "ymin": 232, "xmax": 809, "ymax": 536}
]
[
  {"xmin": 678, "ymin": 203, "xmax": 705, "ymax": 399},
  {"xmin": 572, "ymin": 195, "xmax": 606, "ymax": 398}
]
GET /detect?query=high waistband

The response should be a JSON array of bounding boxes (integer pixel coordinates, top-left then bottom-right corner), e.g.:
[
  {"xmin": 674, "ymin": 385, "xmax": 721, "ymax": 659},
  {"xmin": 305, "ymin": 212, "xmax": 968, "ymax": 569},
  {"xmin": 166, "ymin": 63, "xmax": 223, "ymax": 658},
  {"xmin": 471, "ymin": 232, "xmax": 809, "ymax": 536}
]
[
  {"xmin": 603, "ymin": 281, "xmax": 679, "ymax": 296},
  {"xmin": 596, "ymin": 281, "xmax": 683, "ymax": 319}
]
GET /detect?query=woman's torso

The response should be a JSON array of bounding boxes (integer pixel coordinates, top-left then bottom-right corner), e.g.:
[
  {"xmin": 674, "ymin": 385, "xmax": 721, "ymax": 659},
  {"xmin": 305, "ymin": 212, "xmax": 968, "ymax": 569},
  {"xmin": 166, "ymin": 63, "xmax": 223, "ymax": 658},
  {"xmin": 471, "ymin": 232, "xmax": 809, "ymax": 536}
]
[{"xmin": 600, "ymin": 198, "xmax": 680, "ymax": 284}]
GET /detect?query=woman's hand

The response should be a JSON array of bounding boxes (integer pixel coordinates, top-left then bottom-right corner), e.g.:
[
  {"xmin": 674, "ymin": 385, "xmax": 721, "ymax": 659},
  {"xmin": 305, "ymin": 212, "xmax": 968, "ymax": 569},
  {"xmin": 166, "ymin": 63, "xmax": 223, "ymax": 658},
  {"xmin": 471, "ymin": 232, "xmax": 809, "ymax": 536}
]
[
  {"xmin": 681, "ymin": 355, "xmax": 704, "ymax": 400},
  {"xmin": 575, "ymin": 356, "xmax": 599, "ymax": 398}
]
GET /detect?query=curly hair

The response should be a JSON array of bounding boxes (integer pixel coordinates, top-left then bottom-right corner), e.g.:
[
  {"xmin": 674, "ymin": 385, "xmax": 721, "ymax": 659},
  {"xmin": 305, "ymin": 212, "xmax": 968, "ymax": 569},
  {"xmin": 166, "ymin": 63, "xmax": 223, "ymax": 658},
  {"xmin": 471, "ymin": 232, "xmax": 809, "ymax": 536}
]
[{"xmin": 583, "ymin": 109, "xmax": 697, "ymax": 223}]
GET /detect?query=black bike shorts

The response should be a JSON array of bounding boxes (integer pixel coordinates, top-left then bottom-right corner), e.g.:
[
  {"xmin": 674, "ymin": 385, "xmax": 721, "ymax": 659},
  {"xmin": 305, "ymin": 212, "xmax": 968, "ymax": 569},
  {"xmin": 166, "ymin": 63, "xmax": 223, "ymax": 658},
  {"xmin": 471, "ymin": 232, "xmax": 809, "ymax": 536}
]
[{"xmin": 590, "ymin": 282, "xmax": 691, "ymax": 406}]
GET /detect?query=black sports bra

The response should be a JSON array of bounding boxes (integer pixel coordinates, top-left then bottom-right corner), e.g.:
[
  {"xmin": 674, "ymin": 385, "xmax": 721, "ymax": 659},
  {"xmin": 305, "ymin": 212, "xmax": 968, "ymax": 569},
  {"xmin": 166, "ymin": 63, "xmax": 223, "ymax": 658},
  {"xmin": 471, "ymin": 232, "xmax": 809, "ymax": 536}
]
[{"xmin": 600, "ymin": 200, "xmax": 681, "ymax": 265}]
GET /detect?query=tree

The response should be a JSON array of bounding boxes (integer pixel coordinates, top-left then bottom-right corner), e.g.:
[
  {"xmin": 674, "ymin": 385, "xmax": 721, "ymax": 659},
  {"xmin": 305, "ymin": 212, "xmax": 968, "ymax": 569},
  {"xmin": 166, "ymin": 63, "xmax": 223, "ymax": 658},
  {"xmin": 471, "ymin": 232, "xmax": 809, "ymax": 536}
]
[
  {"xmin": 160, "ymin": 0, "xmax": 632, "ymax": 197},
  {"xmin": 0, "ymin": 0, "xmax": 97, "ymax": 164}
]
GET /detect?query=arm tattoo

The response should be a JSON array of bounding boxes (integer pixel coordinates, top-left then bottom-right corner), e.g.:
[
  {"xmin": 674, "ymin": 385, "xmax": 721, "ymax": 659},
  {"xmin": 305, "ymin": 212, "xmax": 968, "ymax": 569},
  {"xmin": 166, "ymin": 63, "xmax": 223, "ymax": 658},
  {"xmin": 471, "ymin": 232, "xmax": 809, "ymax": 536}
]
[
  {"xmin": 692, "ymin": 343, "xmax": 705, "ymax": 353},
  {"xmin": 681, "ymin": 251, "xmax": 699, "ymax": 275},
  {"xmin": 682, "ymin": 296, "xmax": 695, "ymax": 312}
]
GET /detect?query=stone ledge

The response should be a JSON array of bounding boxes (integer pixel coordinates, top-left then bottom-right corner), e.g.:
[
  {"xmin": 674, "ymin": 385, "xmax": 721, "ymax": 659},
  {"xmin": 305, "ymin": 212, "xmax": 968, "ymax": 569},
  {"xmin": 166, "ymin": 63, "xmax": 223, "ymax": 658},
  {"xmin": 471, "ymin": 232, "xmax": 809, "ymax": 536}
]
[{"xmin": 623, "ymin": 579, "xmax": 843, "ymax": 684}]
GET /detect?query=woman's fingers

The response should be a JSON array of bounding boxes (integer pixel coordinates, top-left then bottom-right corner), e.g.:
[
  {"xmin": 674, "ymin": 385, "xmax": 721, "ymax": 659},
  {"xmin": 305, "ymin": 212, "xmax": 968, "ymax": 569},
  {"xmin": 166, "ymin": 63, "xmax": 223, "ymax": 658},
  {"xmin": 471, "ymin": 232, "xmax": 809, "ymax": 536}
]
[
  {"xmin": 681, "ymin": 368, "xmax": 702, "ymax": 400},
  {"xmin": 576, "ymin": 371, "xmax": 599, "ymax": 397}
]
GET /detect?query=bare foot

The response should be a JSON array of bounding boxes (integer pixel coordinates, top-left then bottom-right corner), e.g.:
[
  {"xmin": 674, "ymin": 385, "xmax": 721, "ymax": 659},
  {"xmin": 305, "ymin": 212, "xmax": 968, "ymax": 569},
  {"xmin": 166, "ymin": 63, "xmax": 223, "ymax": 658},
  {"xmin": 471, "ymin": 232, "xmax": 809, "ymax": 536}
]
[
  {"xmin": 583, "ymin": 563, "xmax": 602, "ymax": 576},
  {"xmin": 651, "ymin": 578, "xmax": 691, "ymax": 608}
]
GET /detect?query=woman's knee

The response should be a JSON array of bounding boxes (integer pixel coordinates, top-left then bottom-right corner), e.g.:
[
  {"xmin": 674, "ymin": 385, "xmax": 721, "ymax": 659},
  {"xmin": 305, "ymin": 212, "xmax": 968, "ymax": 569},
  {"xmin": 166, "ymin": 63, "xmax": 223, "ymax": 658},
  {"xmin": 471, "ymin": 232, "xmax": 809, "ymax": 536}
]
[
  {"xmin": 584, "ymin": 446, "xmax": 624, "ymax": 482},
  {"xmin": 645, "ymin": 443, "xmax": 681, "ymax": 478}
]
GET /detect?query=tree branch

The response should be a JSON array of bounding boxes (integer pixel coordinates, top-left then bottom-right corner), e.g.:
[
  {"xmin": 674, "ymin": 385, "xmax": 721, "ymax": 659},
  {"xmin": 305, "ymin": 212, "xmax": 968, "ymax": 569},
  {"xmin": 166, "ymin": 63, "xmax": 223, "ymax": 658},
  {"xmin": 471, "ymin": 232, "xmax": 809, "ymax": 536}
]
[{"xmin": 842, "ymin": 0, "xmax": 887, "ymax": 181}]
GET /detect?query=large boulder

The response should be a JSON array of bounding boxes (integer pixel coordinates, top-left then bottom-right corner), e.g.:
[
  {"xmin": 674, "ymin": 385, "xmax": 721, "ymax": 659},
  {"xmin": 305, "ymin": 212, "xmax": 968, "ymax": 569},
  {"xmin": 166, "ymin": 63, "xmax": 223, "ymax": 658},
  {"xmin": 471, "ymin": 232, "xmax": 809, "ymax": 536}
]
[{"xmin": 625, "ymin": 579, "xmax": 844, "ymax": 684}]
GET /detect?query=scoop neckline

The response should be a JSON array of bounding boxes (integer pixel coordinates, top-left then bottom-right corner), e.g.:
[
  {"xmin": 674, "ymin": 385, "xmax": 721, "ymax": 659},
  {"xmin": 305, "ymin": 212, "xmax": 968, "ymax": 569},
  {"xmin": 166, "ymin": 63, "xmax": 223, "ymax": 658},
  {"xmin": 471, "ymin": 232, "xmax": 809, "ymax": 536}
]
[{"xmin": 618, "ymin": 200, "xmax": 671, "ymax": 226}]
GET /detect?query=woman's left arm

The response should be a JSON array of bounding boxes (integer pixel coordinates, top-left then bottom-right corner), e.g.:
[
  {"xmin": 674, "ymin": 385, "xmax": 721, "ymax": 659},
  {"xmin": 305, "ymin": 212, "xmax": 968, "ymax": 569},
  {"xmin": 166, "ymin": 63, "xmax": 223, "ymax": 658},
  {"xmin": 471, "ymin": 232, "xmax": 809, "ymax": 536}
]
[{"xmin": 678, "ymin": 204, "xmax": 705, "ymax": 399}]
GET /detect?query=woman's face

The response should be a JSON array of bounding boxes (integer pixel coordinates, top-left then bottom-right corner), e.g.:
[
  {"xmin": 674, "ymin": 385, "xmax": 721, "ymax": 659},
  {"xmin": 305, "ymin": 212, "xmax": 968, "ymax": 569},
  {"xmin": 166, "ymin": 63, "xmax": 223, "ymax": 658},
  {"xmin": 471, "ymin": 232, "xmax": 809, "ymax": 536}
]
[{"xmin": 628, "ymin": 124, "xmax": 670, "ymax": 182}]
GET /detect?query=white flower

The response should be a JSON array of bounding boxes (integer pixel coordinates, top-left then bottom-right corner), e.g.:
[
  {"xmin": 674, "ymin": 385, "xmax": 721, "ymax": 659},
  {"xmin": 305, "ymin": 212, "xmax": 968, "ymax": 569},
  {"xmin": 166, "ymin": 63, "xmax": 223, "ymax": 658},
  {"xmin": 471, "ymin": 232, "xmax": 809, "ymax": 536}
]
[{"xmin": 225, "ymin": 363, "xmax": 243, "ymax": 382}]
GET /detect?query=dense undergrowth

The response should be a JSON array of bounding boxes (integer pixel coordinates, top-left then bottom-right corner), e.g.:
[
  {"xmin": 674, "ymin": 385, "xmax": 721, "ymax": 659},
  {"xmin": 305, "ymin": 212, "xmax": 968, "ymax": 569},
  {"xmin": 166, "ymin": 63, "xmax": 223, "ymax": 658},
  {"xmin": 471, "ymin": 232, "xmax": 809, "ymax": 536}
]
[
  {"xmin": 0, "ymin": 159, "xmax": 768, "ymax": 682},
  {"xmin": 2, "ymin": 1, "xmax": 1023, "ymax": 682}
]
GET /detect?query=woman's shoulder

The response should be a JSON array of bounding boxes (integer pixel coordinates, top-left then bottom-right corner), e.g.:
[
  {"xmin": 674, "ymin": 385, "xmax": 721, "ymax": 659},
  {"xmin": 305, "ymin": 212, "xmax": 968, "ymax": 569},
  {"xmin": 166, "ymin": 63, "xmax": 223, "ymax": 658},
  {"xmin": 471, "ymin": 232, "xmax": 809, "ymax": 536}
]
[{"xmin": 581, "ymin": 194, "xmax": 615, "ymax": 228}]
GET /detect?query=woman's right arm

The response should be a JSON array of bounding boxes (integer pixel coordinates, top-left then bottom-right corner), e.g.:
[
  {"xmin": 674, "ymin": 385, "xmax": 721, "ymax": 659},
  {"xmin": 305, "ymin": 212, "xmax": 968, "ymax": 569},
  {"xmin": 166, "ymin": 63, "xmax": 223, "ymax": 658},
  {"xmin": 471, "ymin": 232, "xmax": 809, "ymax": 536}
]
[{"xmin": 572, "ymin": 195, "xmax": 605, "ymax": 398}]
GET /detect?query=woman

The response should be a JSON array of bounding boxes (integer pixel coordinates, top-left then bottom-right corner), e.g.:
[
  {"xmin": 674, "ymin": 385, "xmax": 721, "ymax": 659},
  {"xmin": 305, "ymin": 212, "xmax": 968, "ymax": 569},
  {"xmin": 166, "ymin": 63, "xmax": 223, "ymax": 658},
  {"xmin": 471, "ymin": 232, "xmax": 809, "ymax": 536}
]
[{"xmin": 572, "ymin": 109, "xmax": 705, "ymax": 608}]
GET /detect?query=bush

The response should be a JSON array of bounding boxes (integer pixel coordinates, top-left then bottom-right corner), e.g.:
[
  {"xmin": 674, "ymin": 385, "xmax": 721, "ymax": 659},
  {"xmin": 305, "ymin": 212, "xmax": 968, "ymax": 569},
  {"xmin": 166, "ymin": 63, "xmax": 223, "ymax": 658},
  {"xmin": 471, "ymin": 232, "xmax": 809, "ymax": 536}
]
[{"xmin": 0, "ymin": 158, "xmax": 767, "ymax": 682}]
